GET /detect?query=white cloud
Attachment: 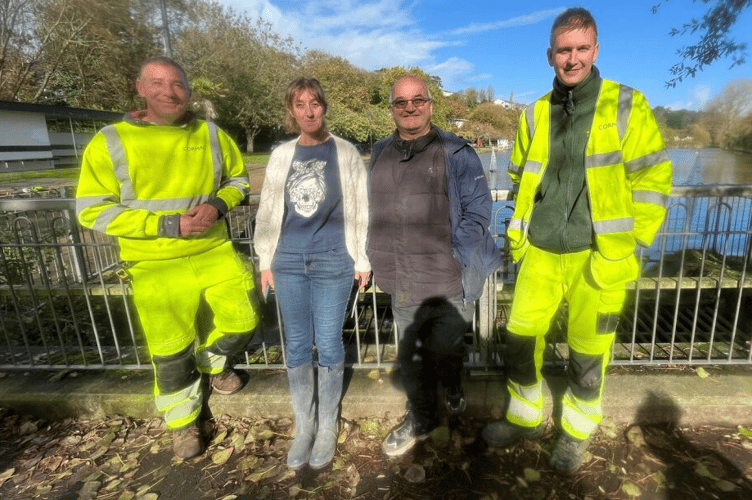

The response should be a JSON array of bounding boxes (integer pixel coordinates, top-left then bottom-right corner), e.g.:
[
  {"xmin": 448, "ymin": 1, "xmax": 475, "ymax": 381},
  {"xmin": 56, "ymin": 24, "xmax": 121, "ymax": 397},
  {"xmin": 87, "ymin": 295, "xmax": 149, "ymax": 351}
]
[
  {"xmin": 691, "ymin": 85, "xmax": 712, "ymax": 108},
  {"xmin": 450, "ymin": 8, "xmax": 565, "ymax": 36},
  {"xmin": 217, "ymin": 0, "xmax": 497, "ymax": 89}
]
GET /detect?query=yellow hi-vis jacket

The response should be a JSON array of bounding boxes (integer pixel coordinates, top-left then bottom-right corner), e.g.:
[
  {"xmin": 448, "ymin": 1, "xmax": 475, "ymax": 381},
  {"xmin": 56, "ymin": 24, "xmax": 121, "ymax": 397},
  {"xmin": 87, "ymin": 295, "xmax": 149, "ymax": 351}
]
[
  {"xmin": 507, "ymin": 79, "xmax": 672, "ymax": 275},
  {"xmin": 76, "ymin": 116, "xmax": 249, "ymax": 261}
]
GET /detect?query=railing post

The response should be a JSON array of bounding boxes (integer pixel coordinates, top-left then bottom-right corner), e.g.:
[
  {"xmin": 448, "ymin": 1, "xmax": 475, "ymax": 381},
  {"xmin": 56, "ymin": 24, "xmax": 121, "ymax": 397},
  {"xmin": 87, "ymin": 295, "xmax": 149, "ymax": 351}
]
[
  {"xmin": 62, "ymin": 188, "xmax": 87, "ymax": 283},
  {"xmin": 477, "ymin": 273, "xmax": 497, "ymax": 367}
]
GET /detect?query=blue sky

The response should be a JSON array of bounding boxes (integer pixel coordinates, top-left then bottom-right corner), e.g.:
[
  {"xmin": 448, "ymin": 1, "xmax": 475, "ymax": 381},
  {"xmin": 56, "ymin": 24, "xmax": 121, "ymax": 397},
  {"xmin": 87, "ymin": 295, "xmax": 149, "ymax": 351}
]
[{"xmin": 219, "ymin": 0, "xmax": 752, "ymax": 110}]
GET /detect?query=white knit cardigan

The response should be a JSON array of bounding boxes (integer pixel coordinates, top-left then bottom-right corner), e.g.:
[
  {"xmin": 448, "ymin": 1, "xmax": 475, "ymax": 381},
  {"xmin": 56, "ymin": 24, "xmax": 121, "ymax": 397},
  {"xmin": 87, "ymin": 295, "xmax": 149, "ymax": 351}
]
[{"xmin": 253, "ymin": 134, "xmax": 371, "ymax": 273}]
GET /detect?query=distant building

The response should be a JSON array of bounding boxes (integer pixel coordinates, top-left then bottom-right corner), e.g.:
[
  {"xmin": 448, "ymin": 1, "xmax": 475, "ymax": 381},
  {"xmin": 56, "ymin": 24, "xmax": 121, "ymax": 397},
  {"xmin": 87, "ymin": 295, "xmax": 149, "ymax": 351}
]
[
  {"xmin": 494, "ymin": 98, "xmax": 525, "ymax": 110},
  {"xmin": 0, "ymin": 101, "xmax": 120, "ymax": 173}
]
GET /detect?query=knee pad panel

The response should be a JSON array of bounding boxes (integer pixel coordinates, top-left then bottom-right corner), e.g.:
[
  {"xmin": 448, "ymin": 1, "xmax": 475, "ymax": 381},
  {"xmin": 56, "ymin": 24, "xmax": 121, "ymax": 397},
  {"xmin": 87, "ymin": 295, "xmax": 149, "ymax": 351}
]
[
  {"xmin": 208, "ymin": 331, "xmax": 253, "ymax": 357},
  {"xmin": 152, "ymin": 345, "xmax": 200, "ymax": 394},
  {"xmin": 567, "ymin": 350, "xmax": 604, "ymax": 401},
  {"xmin": 504, "ymin": 332, "xmax": 538, "ymax": 386}
]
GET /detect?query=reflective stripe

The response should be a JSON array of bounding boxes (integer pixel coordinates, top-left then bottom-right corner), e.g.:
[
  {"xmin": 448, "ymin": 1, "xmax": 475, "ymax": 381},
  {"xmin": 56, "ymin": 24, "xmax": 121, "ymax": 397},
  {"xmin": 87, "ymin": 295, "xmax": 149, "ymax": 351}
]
[
  {"xmin": 625, "ymin": 149, "xmax": 671, "ymax": 173},
  {"xmin": 507, "ymin": 161, "xmax": 524, "ymax": 178},
  {"xmin": 509, "ymin": 218, "xmax": 526, "ymax": 232},
  {"xmin": 208, "ymin": 121, "xmax": 222, "ymax": 192},
  {"xmin": 100, "ymin": 126, "xmax": 135, "ymax": 202},
  {"xmin": 586, "ymin": 151, "xmax": 623, "ymax": 168},
  {"xmin": 524, "ymin": 160, "xmax": 543, "ymax": 175},
  {"xmin": 561, "ymin": 388, "xmax": 601, "ymax": 439},
  {"xmin": 154, "ymin": 376, "xmax": 202, "ymax": 429},
  {"xmin": 76, "ymin": 195, "xmax": 116, "ymax": 212},
  {"xmin": 127, "ymin": 195, "xmax": 212, "ymax": 211},
  {"xmin": 507, "ymin": 380, "xmax": 543, "ymax": 427},
  {"xmin": 526, "ymin": 104, "xmax": 535, "ymax": 141},
  {"xmin": 633, "ymin": 189, "xmax": 668, "ymax": 207},
  {"xmin": 196, "ymin": 348, "xmax": 227, "ymax": 375},
  {"xmin": 617, "ymin": 84, "xmax": 633, "ymax": 143},
  {"xmin": 593, "ymin": 217, "xmax": 634, "ymax": 234},
  {"xmin": 94, "ymin": 205, "xmax": 128, "ymax": 233},
  {"xmin": 221, "ymin": 176, "xmax": 249, "ymax": 192}
]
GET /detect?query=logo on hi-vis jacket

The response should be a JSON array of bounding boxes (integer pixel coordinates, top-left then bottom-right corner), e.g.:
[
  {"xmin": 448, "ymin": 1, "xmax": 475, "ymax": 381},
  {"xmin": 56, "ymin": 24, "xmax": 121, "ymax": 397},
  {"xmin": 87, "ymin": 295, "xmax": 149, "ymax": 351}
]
[{"xmin": 287, "ymin": 159, "xmax": 326, "ymax": 217}]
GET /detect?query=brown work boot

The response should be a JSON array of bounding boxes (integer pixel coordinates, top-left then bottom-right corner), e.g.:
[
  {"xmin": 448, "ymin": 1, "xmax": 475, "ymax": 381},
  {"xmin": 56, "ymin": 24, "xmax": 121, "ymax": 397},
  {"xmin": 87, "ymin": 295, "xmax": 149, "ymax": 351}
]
[
  {"xmin": 172, "ymin": 423, "xmax": 203, "ymax": 459},
  {"xmin": 210, "ymin": 370, "xmax": 244, "ymax": 395}
]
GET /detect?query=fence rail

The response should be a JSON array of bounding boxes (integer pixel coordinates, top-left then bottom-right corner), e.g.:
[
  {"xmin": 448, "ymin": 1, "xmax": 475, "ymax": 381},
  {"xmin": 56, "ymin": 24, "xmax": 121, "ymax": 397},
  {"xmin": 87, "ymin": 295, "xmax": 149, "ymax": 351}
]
[{"xmin": 1, "ymin": 186, "xmax": 751, "ymax": 372}]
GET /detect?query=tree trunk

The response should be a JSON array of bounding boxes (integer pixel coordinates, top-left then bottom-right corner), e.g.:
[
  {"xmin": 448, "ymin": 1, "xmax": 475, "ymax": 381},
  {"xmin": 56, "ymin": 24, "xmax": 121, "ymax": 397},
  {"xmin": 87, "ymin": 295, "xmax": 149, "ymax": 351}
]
[{"xmin": 245, "ymin": 127, "xmax": 259, "ymax": 153}]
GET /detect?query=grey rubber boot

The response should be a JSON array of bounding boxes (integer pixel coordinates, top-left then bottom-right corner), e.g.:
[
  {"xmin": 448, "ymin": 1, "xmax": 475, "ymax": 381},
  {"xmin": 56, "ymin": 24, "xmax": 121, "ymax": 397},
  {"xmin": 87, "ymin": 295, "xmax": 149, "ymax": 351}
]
[
  {"xmin": 286, "ymin": 362, "xmax": 316, "ymax": 470},
  {"xmin": 309, "ymin": 362, "xmax": 344, "ymax": 469}
]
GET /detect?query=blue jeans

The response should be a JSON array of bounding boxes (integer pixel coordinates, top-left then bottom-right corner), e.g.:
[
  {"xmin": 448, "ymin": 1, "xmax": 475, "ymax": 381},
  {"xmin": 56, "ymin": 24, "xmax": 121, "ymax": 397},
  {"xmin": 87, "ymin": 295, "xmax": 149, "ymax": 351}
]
[{"xmin": 272, "ymin": 249, "xmax": 355, "ymax": 369}]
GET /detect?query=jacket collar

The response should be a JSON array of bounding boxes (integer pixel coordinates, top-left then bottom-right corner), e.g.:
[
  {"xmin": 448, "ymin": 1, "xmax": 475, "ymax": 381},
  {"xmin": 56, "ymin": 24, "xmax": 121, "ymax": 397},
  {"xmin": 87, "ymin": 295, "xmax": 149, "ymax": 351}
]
[
  {"xmin": 551, "ymin": 66, "xmax": 601, "ymax": 114},
  {"xmin": 392, "ymin": 126, "xmax": 439, "ymax": 161},
  {"xmin": 123, "ymin": 109, "xmax": 197, "ymax": 127}
]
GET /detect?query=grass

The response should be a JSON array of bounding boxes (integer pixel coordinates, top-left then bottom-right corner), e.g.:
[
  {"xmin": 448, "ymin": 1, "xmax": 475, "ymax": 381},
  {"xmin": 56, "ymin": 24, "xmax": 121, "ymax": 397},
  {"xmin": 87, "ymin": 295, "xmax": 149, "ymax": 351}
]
[
  {"xmin": 0, "ymin": 153, "xmax": 270, "ymax": 185},
  {"xmin": 0, "ymin": 167, "xmax": 80, "ymax": 183}
]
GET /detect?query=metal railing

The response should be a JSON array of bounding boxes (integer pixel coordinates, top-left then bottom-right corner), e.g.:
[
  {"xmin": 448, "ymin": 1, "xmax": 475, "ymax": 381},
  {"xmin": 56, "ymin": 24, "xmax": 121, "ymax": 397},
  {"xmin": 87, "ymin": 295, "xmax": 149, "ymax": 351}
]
[{"xmin": 1, "ymin": 186, "xmax": 751, "ymax": 371}]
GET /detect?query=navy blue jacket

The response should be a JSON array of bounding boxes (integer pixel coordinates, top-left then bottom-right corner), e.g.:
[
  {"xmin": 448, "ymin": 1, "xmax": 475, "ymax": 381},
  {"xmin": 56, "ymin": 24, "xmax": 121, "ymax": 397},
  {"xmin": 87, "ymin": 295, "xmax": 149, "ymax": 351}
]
[{"xmin": 369, "ymin": 127, "xmax": 502, "ymax": 302}]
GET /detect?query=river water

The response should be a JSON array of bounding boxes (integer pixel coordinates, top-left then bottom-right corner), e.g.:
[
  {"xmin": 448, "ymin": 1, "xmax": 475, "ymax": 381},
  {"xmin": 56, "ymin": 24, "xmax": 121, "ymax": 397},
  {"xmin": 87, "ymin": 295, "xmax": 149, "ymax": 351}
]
[
  {"xmin": 480, "ymin": 148, "xmax": 752, "ymax": 190},
  {"xmin": 483, "ymin": 148, "xmax": 752, "ymax": 259}
]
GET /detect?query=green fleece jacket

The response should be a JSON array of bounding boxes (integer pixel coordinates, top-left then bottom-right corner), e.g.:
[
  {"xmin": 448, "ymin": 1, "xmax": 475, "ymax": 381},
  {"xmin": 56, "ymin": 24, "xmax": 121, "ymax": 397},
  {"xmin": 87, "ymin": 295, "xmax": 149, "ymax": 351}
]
[{"xmin": 527, "ymin": 68, "xmax": 602, "ymax": 254}]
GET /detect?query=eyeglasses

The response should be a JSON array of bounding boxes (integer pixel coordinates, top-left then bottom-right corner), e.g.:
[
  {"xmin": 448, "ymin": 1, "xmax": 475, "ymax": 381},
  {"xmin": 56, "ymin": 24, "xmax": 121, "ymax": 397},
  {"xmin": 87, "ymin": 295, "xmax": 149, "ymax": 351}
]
[{"xmin": 390, "ymin": 97, "xmax": 431, "ymax": 109}]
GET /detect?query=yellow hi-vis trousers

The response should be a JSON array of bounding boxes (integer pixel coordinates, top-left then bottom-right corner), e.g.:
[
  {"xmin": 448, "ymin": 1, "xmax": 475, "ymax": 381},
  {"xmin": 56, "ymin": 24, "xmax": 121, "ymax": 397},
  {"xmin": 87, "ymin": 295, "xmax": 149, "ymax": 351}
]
[
  {"xmin": 504, "ymin": 245, "xmax": 631, "ymax": 441},
  {"xmin": 129, "ymin": 241, "xmax": 260, "ymax": 430}
]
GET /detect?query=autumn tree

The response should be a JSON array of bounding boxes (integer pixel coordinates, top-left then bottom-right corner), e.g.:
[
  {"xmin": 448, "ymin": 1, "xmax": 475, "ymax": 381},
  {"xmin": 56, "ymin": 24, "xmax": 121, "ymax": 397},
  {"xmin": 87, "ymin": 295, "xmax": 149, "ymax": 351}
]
[
  {"xmin": 175, "ymin": 1, "xmax": 299, "ymax": 151},
  {"xmin": 471, "ymin": 101, "xmax": 519, "ymax": 139},
  {"xmin": 701, "ymin": 78, "xmax": 752, "ymax": 146}
]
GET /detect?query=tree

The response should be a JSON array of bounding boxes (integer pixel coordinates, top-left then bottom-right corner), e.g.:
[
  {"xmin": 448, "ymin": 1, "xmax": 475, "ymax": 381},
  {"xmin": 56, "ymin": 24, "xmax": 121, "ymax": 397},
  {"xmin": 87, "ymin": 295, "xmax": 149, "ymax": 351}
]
[
  {"xmin": 175, "ymin": 1, "xmax": 300, "ymax": 151},
  {"xmin": 464, "ymin": 87, "xmax": 478, "ymax": 110},
  {"xmin": 653, "ymin": 0, "xmax": 750, "ymax": 87},
  {"xmin": 702, "ymin": 78, "xmax": 752, "ymax": 146},
  {"xmin": 470, "ymin": 101, "xmax": 519, "ymax": 139}
]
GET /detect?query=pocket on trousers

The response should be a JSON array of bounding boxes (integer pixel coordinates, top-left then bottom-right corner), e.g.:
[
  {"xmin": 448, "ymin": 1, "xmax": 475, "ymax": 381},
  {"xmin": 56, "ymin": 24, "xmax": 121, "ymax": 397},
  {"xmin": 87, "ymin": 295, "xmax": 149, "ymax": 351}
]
[{"xmin": 589, "ymin": 251, "xmax": 638, "ymax": 290}]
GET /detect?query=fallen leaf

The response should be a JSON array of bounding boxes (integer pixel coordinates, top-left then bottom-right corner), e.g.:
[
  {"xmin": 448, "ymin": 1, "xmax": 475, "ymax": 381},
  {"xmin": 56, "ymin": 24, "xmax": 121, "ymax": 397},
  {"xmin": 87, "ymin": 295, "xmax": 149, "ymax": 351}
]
[
  {"xmin": 621, "ymin": 481, "xmax": 641, "ymax": 497},
  {"xmin": 694, "ymin": 461, "xmax": 717, "ymax": 479},
  {"xmin": 523, "ymin": 468, "xmax": 541, "ymax": 482},
  {"xmin": 0, "ymin": 468, "xmax": 15, "ymax": 487},
  {"xmin": 211, "ymin": 447, "xmax": 233, "ymax": 465},
  {"xmin": 211, "ymin": 430, "xmax": 228, "ymax": 447},
  {"xmin": 117, "ymin": 491, "xmax": 136, "ymax": 500},
  {"xmin": 696, "ymin": 367, "xmax": 709, "ymax": 378},
  {"xmin": 625, "ymin": 427, "xmax": 646, "ymax": 447},
  {"xmin": 230, "ymin": 432, "xmax": 245, "ymax": 451},
  {"xmin": 716, "ymin": 479, "xmax": 738, "ymax": 492},
  {"xmin": 246, "ymin": 466, "xmax": 276, "ymax": 483},
  {"xmin": 403, "ymin": 464, "xmax": 425, "ymax": 483},
  {"xmin": 739, "ymin": 426, "xmax": 752, "ymax": 439},
  {"xmin": 257, "ymin": 429, "xmax": 275, "ymax": 441},
  {"xmin": 367, "ymin": 369, "xmax": 380, "ymax": 380},
  {"xmin": 516, "ymin": 476, "xmax": 528, "ymax": 488},
  {"xmin": 238, "ymin": 455, "xmax": 259, "ymax": 472}
]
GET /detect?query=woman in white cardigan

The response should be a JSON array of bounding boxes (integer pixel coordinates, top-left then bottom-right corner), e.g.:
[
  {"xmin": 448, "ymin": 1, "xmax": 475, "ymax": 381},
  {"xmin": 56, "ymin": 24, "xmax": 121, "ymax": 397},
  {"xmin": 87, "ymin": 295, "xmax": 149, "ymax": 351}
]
[{"xmin": 254, "ymin": 77, "xmax": 370, "ymax": 471}]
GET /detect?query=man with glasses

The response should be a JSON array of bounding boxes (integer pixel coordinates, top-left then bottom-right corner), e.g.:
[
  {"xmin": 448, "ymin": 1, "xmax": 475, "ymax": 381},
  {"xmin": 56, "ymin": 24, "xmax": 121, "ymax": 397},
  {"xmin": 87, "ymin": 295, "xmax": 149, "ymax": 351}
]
[
  {"xmin": 368, "ymin": 74, "xmax": 501, "ymax": 456},
  {"xmin": 481, "ymin": 8, "xmax": 671, "ymax": 474}
]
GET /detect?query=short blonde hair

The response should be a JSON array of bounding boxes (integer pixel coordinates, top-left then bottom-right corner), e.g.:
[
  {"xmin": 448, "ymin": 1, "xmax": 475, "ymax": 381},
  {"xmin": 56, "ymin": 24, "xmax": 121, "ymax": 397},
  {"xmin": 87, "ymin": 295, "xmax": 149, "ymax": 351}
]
[{"xmin": 550, "ymin": 7, "xmax": 598, "ymax": 47}]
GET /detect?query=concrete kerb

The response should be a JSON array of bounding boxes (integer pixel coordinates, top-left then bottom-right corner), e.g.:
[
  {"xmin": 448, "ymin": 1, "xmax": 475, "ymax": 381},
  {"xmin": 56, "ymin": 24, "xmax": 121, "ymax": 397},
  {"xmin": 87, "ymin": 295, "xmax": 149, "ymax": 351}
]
[{"xmin": 0, "ymin": 366, "xmax": 751, "ymax": 427}]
